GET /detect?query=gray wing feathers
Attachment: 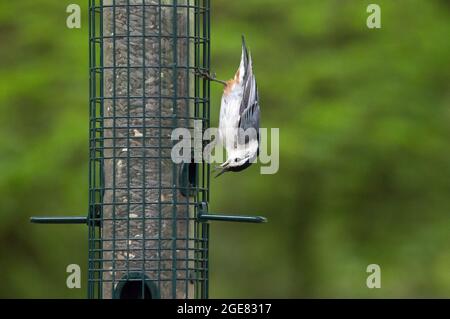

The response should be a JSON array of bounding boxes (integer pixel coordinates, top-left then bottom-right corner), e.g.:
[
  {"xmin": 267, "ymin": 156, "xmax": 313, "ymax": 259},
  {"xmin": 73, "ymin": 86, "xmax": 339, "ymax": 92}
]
[{"xmin": 239, "ymin": 48, "xmax": 260, "ymax": 134}]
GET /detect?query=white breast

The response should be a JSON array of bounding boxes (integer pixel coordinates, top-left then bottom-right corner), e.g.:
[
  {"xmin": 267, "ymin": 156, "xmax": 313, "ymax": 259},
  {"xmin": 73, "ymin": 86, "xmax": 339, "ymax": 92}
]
[{"xmin": 218, "ymin": 83, "xmax": 243, "ymax": 149}]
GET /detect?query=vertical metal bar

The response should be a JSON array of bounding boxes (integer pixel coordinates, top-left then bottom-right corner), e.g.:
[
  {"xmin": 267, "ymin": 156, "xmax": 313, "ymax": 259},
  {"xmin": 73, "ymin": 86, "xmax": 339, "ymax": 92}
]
[
  {"xmin": 141, "ymin": 0, "xmax": 147, "ymax": 299},
  {"xmin": 99, "ymin": 0, "xmax": 105, "ymax": 299},
  {"xmin": 184, "ymin": 0, "xmax": 190, "ymax": 299},
  {"xmin": 204, "ymin": 0, "xmax": 210, "ymax": 298},
  {"xmin": 204, "ymin": 222, "xmax": 209, "ymax": 298},
  {"xmin": 125, "ymin": 0, "xmax": 131, "ymax": 286},
  {"xmin": 171, "ymin": 0, "xmax": 179, "ymax": 299},
  {"xmin": 90, "ymin": 0, "xmax": 97, "ymax": 298},
  {"xmin": 157, "ymin": 0, "xmax": 163, "ymax": 297},
  {"xmin": 205, "ymin": 0, "xmax": 210, "ymax": 204},
  {"xmin": 111, "ymin": 0, "xmax": 117, "ymax": 298},
  {"xmin": 88, "ymin": 1, "xmax": 93, "ymax": 298},
  {"xmin": 193, "ymin": 0, "xmax": 200, "ymax": 298}
]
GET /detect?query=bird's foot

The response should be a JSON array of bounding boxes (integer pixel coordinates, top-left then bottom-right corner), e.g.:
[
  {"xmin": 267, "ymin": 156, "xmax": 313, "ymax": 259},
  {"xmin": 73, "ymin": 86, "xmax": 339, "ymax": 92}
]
[
  {"xmin": 195, "ymin": 69, "xmax": 227, "ymax": 86},
  {"xmin": 195, "ymin": 69, "xmax": 215, "ymax": 80}
]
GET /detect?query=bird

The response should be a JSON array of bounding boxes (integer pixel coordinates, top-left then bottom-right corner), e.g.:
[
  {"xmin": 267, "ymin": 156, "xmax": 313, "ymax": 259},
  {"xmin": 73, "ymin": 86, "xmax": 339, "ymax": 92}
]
[{"xmin": 198, "ymin": 36, "xmax": 260, "ymax": 177}]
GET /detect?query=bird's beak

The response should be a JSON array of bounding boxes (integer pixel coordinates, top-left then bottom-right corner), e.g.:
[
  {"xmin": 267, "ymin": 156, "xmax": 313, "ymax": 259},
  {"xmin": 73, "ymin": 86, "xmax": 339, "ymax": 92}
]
[
  {"xmin": 220, "ymin": 158, "xmax": 231, "ymax": 168},
  {"xmin": 214, "ymin": 167, "xmax": 229, "ymax": 178},
  {"xmin": 215, "ymin": 159, "xmax": 231, "ymax": 177}
]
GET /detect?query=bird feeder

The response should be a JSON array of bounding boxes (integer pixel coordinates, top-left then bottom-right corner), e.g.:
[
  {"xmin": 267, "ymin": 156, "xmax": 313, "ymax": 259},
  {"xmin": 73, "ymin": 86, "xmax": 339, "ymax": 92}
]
[{"xmin": 31, "ymin": 0, "xmax": 266, "ymax": 299}]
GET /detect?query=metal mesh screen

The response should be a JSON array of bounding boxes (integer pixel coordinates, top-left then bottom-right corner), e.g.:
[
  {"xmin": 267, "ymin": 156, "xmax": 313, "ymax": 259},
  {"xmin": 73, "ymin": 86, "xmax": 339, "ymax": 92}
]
[{"xmin": 88, "ymin": 0, "xmax": 210, "ymax": 299}]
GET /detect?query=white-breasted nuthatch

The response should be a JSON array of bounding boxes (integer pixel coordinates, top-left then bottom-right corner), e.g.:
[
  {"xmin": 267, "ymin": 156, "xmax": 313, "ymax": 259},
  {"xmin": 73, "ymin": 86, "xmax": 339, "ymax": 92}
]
[{"xmin": 199, "ymin": 36, "xmax": 260, "ymax": 177}]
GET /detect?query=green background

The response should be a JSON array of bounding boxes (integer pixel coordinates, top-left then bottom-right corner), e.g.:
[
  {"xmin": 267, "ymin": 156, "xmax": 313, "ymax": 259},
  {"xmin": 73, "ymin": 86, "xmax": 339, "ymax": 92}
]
[{"xmin": 0, "ymin": 0, "xmax": 449, "ymax": 298}]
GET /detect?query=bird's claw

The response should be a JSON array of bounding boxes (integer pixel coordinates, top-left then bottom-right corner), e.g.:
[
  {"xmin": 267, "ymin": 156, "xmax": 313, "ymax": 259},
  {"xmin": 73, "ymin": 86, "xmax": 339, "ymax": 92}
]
[
  {"xmin": 196, "ymin": 69, "xmax": 214, "ymax": 80},
  {"xmin": 195, "ymin": 69, "xmax": 226, "ymax": 85}
]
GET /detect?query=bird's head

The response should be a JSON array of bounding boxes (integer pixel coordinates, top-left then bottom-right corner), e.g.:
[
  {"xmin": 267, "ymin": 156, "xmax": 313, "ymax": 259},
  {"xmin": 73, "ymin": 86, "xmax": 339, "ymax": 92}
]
[
  {"xmin": 228, "ymin": 157, "xmax": 251, "ymax": 168},
  {"xmin": 214, "ymin": 155, "xmax": 255, "ymax": 178}
]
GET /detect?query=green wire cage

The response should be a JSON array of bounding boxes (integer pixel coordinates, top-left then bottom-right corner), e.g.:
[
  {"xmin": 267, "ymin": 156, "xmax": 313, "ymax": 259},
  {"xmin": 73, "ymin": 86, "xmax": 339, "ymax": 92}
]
[
  {"xmin": 89, "ymin": 0, "xmax": 212, "ymax": 299},
  {"xmin": 31, "ymin": 0, "xmax": 266, "ymax": 299}
]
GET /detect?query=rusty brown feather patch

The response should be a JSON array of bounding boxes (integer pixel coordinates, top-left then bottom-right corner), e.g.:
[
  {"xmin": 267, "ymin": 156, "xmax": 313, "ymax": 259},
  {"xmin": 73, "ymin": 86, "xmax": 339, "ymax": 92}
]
[
  {"xmin": 224, "ymin": 79, "xmax": 237, "ymax": 95},
  {"xmin": 223, "ymin": 69, "xmax": 241, "ymax": 95}
]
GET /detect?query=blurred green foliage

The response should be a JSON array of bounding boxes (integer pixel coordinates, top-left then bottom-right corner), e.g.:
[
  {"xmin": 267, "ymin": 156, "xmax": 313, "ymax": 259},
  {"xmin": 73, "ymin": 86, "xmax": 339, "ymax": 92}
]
[{"xmin": 0, "ymin": 0, "xmax": 449, "ymax": 298}]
